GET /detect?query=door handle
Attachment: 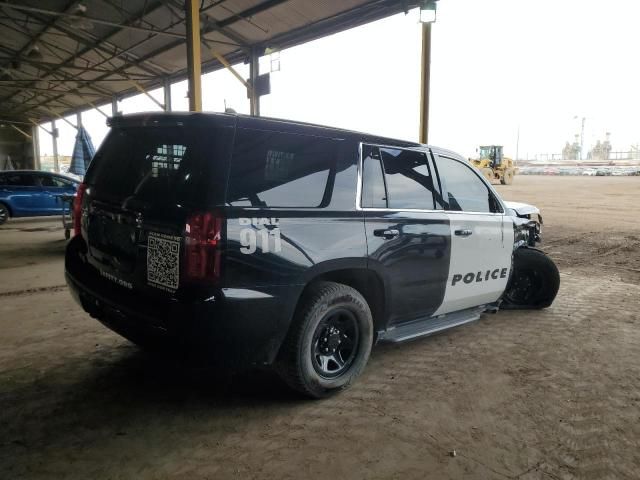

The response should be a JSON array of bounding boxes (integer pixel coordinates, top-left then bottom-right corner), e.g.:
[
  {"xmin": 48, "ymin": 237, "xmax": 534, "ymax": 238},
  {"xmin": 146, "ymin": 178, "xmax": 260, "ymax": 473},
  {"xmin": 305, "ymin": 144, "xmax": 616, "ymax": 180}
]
[
  {"xmin": 374, "ymin": 228, "xmax": 400, "ymax": 240},
  {"xmin": 455, "ymin": 229, "xmax": 473, "ymax": 237}
]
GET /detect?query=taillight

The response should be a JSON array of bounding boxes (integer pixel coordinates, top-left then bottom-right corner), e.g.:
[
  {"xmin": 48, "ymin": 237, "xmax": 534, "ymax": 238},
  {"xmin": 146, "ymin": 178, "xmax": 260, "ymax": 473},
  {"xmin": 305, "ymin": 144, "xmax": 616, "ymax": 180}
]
[
  {"xmin": 184, "ymin": 211, "xmax": 223, "ymax": 283},
  {"xmin": 73, "ymin": 183, "xmax": 88, "ymax": 237}
]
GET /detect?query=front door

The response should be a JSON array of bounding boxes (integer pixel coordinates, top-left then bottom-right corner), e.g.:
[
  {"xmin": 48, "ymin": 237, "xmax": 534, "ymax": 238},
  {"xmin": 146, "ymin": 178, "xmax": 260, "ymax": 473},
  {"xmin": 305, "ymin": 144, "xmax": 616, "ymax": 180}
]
[
  {"xmin": 361, "ymin": 144, "xmax": 450, "ymax": 325},
  {"xmin": 432, "ymin": 153, "xmax": 514, "ymax": 315}
]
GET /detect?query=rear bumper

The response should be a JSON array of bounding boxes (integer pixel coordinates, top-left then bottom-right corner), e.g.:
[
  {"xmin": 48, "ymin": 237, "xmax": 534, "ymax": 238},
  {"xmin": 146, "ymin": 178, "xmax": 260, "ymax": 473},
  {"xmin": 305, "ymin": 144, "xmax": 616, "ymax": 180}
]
[{"xmin": 65, "ymin": 237, "xmax": 301, "ymax": 369}]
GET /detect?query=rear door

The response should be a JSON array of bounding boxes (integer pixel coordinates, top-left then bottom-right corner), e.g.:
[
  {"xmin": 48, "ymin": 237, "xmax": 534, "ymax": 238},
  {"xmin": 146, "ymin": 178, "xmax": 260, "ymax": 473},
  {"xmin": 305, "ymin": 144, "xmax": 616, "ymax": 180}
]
[
  {"xmin": 432, "ymin": 153, "xmax": 514, "ymax": 315},
  {"xmin": 81, "ymin": 124, "xmax": 233, "ymax": 297},
  {"xmin": 361, "ymin": 144, "xmax": 450, "ymax": 325},
  {"xmin": 37, "ymin": 174, "xmax": 77, "ymax": 214}
]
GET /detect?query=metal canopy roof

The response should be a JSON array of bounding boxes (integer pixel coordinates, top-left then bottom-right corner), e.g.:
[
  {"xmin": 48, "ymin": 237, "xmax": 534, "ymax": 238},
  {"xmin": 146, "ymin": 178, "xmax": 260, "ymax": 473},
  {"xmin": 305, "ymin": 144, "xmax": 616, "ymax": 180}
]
[{"xmin": 0, "ymin": 0, "xmax": 419, "ymax": 124}]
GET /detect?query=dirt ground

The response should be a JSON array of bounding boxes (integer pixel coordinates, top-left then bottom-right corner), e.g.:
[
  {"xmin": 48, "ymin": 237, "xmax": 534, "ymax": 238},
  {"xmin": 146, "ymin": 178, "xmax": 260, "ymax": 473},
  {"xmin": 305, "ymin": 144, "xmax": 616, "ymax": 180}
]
[{"xmin": 1, "ymin": 176, "xmax": 639, "ymax": 479}]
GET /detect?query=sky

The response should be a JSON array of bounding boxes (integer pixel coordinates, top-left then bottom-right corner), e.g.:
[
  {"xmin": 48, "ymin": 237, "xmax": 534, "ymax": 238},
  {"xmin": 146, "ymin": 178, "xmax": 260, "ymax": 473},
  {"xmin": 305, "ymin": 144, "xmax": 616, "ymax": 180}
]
[{"xmin": 38, "ymin": 0, "xmax": 640, "ymax": 162}]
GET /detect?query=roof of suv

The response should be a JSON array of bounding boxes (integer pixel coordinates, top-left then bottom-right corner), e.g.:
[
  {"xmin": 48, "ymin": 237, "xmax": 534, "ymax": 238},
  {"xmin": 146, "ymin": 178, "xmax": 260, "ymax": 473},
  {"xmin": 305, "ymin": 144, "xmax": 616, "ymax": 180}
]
[
  {"xmin": 109, "ymin": 111, "xmax": 422, "ymax": 147},
  {"xmin": 108, "ymin": 111, "xmax": 468, "ymax": 163}
]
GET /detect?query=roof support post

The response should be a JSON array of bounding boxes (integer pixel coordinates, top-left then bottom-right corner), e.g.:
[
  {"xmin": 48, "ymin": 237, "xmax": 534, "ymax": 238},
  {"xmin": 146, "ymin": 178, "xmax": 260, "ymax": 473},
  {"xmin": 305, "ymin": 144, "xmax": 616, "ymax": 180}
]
[
  {"xmin": 185, "ymin": 0, "xmax": 202, "ymax": 112},
  {"xmin": 163, "ymin": 78, "xmax": 172, "ymax": 112},
  {"xmin": 249, "ymin": 47, "xmax": 260, "ymax": 117},
  {"xmin": 31, "ymin": 125, "xmax": 41, "ymax": 170},
  {"xmin": 111, "ymin": 96, "xmax": 119, "ymax": 116},
  {"xmin": 51, "ymin": 120, "xmax": 59, "ymax": 173},
  {"xmin": 76, "ymin": 112, "xmax": 82, "ymax": 128},
  {"xmin": 418, "ymin": 22, "xmax": 432, "ymax": 144}
]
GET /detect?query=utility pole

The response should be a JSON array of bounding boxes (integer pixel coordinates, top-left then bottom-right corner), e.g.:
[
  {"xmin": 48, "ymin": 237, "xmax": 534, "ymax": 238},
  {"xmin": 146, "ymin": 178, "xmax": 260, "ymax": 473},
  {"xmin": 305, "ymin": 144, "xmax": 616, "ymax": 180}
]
[
  {"xmin": 418, "ymin": 21, "xmax": 432, "ymax": 144},
  {"xmin": 580, "ymin": 117, "xmax": 585, "ymax": 160},
  {"xmin": 52, "ymin": 119, "xmax": 59, "ymax": 173},
  {"xmin": 418, "ymin": 1, "xmax": 437, "ymax": 144},
  {"xmin": 185, "ymin": 0, "xmax": 202, "ymax": 112}
]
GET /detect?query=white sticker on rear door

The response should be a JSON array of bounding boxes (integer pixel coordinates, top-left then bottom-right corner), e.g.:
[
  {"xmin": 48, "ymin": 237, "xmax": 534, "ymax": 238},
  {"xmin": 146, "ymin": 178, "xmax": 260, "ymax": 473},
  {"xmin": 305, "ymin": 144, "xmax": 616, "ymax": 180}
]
[{"xmin": 147, "ymin": 232, "xmax": 181, "ymax": 292}]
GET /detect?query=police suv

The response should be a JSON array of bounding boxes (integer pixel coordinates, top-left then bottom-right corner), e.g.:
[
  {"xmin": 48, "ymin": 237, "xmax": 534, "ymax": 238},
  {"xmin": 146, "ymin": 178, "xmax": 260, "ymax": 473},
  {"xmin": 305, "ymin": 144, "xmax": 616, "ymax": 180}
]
[{"xmin": 65, "ymin": 113, "xmax": 559, "ymax": 398}]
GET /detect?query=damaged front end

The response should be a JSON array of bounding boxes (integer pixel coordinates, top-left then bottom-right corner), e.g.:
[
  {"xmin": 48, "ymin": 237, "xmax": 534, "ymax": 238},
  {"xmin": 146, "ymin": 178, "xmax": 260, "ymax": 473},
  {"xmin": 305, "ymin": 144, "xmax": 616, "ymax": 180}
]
[{"xmin": 504, "ymin": 201, "xmax": 542, "ymax": 248}]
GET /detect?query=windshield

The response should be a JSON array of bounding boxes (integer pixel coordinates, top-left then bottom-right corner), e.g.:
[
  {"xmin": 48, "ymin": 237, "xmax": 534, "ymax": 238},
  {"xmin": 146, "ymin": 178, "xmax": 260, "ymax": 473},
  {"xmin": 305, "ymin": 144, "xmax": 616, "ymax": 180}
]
[{"xmin": 479, "ymin": 146, "xmax": 495, "ymax": 159}]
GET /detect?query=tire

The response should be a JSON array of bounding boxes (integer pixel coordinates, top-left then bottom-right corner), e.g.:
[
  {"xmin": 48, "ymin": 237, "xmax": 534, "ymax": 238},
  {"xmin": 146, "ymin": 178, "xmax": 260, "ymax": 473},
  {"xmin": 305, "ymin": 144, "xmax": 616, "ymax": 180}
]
[
  {"xmin": 501, "ymin": 169, "xmax": 514, "ymax": 185},
  {"xmin": 0, "ymin": 203, "xmax": 9, "ymax": 225},
  {"xmin": 502, "ymin": 248, "xmax": 560, "ymax": 309},
  {"xmin": 278, "ymin": 281, "xmax": 374, "ymax": 398}
]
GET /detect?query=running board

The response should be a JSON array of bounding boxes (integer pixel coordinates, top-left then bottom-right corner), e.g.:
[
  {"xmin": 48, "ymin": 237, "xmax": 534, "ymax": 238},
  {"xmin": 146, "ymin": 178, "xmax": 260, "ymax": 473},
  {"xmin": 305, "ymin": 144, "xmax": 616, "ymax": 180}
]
[{"xmin": 378, "ymin": 306, "xmax": 485, "ymax": 343}]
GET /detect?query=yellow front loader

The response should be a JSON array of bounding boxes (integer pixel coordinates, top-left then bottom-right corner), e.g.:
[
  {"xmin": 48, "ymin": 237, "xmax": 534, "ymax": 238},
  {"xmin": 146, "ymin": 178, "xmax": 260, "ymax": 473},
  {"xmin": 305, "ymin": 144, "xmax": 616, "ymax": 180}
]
[{"xmin": 470, "ymin": 145, "xmax": 517, "ymax": 185}]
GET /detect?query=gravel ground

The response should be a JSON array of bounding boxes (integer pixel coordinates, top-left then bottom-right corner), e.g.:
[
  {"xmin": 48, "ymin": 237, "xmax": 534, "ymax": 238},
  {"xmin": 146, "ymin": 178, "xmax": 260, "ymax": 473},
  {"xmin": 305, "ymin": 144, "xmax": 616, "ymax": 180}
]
[{"xmin": 1, "ymin": 175, "xmax": 639, "ymax": 479}]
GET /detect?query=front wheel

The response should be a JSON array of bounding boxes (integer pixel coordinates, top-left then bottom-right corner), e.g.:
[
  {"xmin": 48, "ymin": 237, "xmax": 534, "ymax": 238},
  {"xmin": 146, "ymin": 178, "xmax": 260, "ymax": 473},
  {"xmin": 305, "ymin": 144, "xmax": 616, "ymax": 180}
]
[
  {"xmin": 501, "ymin": 169, "xmax": 515, "ymax": 185},
  {"xmin": 278, "ymin": 282, "xmax": 373, "ymax": 398},
  {"xmin": 502, "ymin": 248, "xmax": 560, "ymax": 309},
  {"xmin": 0, "ymin": 204, "xmax": 9, "ymax": 225}
]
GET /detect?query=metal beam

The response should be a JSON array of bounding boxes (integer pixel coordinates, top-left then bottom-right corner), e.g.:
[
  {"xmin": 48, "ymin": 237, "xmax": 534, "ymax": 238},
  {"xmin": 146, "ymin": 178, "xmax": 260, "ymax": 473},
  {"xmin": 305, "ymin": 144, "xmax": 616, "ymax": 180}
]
[
  {"xmin": 418, "ymin": 22, "xmax": 431, "ymax": 144},
  {"xmin": 51, "ymin": 119, "xmax": 59, "ymax": 173},
  {"xmin": 0, "ymin": 58, "xmax": 155, "ymax": 76},
  {"xmin": 128, "ymin": 79, "xmax": 165, "ymax": 110},
  {"xmin": 185, "ymin": 0, "xmax": 202, "ymax": 112},
  {"xmin": 249, "ymin": 48, "xmax": 260, "ymax": 116},
  {"xmin": 43, "ymin": 107, "xmax": 77, "ymax": 130},
  {"xmin": 31, "ymin": 125, "xmax": 40, "ymax": 170},
  {"xmin": 217, "ymin": 0, "xmax": 289, "ymax": 28},
  {"xmin": 10, "ymin": 123, "xmax": 31, "ymax": 139},
  {"xmin": 163, "ymin": 78, "xmax": 172, "ymax": 112},
  {"xmin": 0, "ymin": 84, "xmax": 104, "ymax": 96},
  {"xmin": 111, "ymin": 96, "xmax": 118, "ymax": 116},
  {"xmin": 10, "ymin": 0, "xmax": 283, "ymax": 118},
  {"xmin": 1, "ymin": 3, "xmax": 186, "ymax": 39},
  {"xmin": 204, "ymin": 42, "xmax": 249, "ymax": 89},
  {"xmin": 0, "ymin": 0, "xmax": 78, "ymax": 74},
  {"xmin": 0, "ymin": 2, "xmax": 172, "ymax": 110}
]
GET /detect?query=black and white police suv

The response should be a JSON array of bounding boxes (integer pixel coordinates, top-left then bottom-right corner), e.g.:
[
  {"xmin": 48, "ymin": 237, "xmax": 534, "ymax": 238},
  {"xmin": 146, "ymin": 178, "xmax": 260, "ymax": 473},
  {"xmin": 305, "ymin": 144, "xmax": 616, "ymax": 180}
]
[{"xmin": 65, "ymin": 113, "xmax": 559, "ymax": 398}]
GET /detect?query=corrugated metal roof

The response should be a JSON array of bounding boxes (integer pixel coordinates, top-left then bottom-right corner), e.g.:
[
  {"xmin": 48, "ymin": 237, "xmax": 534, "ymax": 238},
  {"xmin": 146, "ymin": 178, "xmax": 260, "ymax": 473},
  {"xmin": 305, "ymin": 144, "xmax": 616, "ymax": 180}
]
[{"xmin": 0, "ymin": 0, "xmax": 419, "ymax": 124}]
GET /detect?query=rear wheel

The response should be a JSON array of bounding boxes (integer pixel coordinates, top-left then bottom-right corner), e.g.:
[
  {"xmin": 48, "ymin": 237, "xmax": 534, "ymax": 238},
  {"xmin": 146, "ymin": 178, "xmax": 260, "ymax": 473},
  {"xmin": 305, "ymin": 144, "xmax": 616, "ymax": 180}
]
[
  {"xmin": 0, "ymin": 204, "xmax": 9, "ymax": 225},
  {"xmin": 278, "ymin": 282, "xmax": 373, "ymax": 398},
  {"xmin": 502, "ymin": 248, "xmax": 559, "ymax": 309}
]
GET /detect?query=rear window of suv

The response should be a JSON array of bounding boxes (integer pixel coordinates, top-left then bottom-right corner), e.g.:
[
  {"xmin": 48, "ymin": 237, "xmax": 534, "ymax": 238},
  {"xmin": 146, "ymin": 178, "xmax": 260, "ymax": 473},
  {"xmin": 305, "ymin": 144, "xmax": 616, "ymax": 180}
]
[
  {"xmin": 227, "ymin": 129, "xmax": 340, "ymax": 208},
  {"xmin": 85, "ymin": 126, "xmax": 223, "ymax": 205}
]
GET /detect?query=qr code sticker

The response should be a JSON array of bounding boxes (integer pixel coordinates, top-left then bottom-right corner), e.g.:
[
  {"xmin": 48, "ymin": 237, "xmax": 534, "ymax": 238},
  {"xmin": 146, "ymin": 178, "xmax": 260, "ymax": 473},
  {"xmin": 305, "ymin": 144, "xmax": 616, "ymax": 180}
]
[{"xmin": 147, "ymin": 232, "xmax": 181, "ymax": 291}]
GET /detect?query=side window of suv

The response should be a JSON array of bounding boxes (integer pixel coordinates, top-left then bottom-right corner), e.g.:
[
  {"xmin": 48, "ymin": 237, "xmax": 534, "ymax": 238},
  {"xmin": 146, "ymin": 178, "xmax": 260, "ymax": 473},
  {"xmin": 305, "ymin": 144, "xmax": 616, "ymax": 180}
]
[
  {"xmin": 361, "ymin": 145, "xmax": 439, "ymax": 210},
  {"xmin": 380, "ymin": 147, "xmax": 437, "ymax": 210},
  {"xmin": 228, "ymin": 129, "xmax": 339, "ymax": 208},
  {"xmin": 435, "ymin": 155, "xmax": 501, "ymax": 213}
]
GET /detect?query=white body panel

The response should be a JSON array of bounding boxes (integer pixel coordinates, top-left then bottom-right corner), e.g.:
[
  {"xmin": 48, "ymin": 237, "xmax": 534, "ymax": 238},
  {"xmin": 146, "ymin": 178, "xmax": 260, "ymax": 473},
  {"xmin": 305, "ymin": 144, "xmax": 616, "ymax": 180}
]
[{"xmin": 434, "ymin": 214, "xmax": 515, "ymax": 315}]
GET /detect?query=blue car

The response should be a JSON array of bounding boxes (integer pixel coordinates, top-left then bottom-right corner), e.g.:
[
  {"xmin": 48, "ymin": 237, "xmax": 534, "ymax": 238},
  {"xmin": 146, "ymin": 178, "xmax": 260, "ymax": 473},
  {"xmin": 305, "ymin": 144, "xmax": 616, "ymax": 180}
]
[{"xmin": 0, "ymin": 170, "xmax": 79, "ymax": 225}]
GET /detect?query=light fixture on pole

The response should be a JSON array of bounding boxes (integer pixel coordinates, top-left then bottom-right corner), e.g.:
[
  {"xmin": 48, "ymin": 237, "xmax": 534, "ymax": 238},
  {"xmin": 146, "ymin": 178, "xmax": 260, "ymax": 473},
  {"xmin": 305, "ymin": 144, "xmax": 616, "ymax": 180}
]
[{"xmin": 419, "ymin": 0, "xmax": 438, "ymax": 24}]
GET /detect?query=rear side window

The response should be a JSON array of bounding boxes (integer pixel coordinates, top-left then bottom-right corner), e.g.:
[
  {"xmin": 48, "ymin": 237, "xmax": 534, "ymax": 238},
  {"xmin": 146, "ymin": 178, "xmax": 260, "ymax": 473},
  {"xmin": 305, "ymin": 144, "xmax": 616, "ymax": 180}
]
[
  {"xmin": 360, "ymin": 145, "xmax": 438, "ymax": 210},
  {"xmin": 227, "ymin": 129, "xmax": 339, "ymax": 208},
  {"xmin": 1, "ymin": 174, "xmax": 35, "ymax": 186},
  {"xmin": 85, "ymin": 126, "xmax": 219, "ymax": 204},
  {"xmin": 435, "ymin": 155, "xmax": 497, "ymax": 213},
  {"xmin": 361, "ymin": 146, "xmax": 387, "ymax": 208}
]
